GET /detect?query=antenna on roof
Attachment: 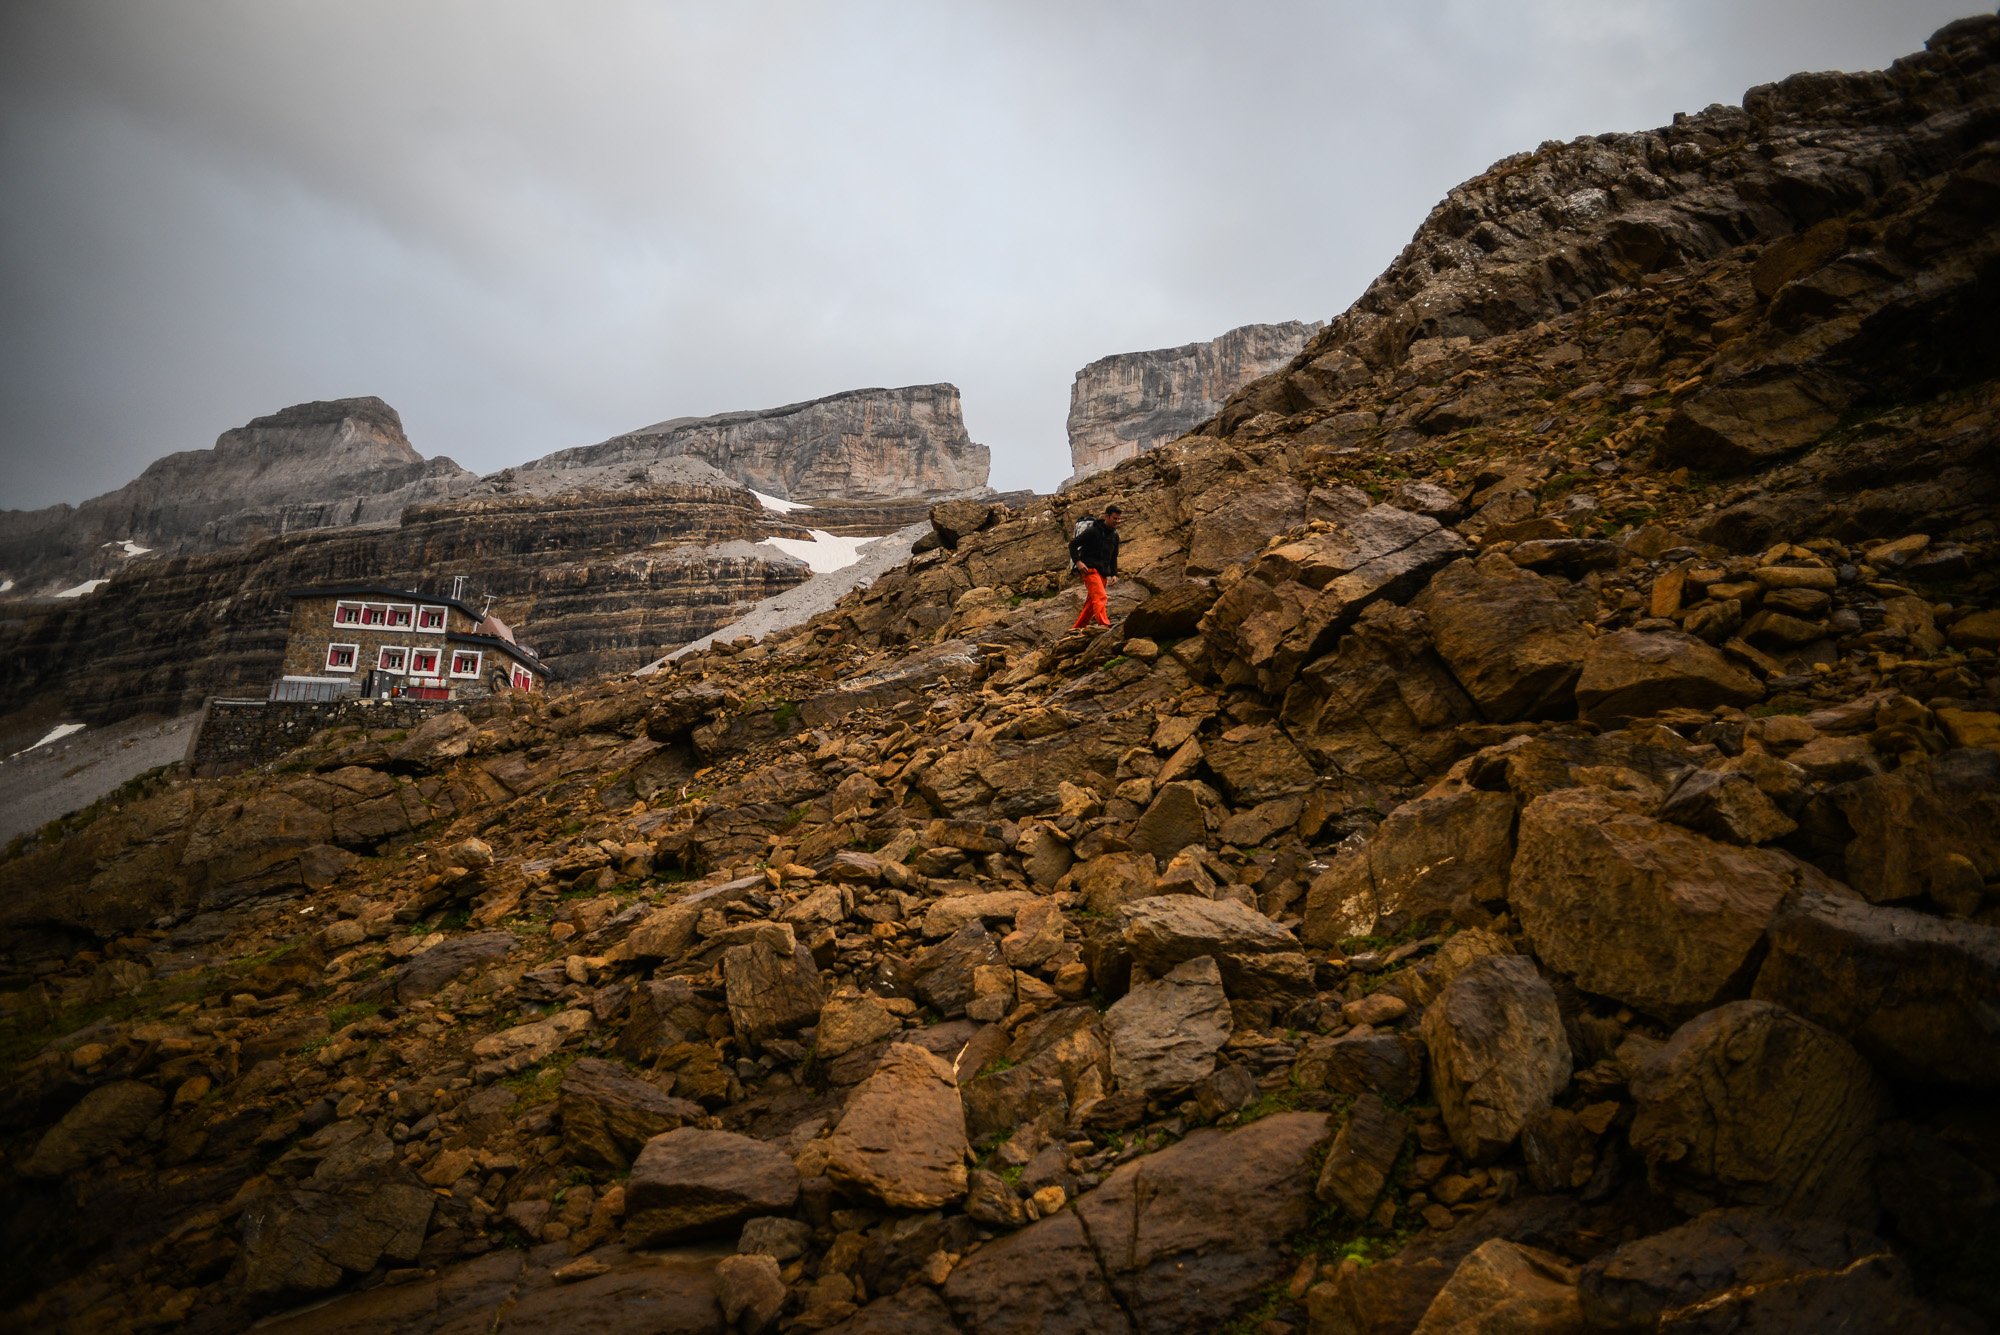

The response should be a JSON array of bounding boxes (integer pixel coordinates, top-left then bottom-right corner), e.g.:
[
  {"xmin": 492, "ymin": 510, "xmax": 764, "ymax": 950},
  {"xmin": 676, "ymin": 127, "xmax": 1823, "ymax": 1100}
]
[
  {"xmin": 481, "ymin": 593, "xmax": 496, "ymax": 617},
  {"xmin": 451, "ymin": 575, "xmax": 467, "ymax": 601}
]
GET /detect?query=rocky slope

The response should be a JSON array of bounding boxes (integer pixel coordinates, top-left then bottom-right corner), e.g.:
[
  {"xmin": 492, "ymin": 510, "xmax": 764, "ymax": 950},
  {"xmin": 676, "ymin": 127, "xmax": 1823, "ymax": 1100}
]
[
  {"xmin": 1066, "ymin": 321, "xmax": 1322, "ymax": 479},
  {"xmin": 2, "ymin": 17, "xmax": 1998, "ymax": 1335},
  {"xmin": 0, "ymin": 399, "xmax": 479, "ymax": 596},
  {"xmin": 527, "ymin": 385, "xmax": 992, "ymax": 502}
]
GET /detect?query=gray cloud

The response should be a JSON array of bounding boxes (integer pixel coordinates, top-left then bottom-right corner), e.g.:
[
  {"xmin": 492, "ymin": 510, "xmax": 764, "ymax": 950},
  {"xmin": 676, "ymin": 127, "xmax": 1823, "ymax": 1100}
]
[{"xmin": 0, "ymin": 0, "xmax": 1978, "ymax": 507}]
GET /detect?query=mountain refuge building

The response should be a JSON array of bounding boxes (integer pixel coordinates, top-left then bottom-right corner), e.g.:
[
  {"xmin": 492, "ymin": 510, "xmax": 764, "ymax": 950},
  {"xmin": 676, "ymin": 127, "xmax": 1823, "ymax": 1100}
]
[{"xmin": 277, "ymin": 584, "xmax": 549, "ymax": 701}]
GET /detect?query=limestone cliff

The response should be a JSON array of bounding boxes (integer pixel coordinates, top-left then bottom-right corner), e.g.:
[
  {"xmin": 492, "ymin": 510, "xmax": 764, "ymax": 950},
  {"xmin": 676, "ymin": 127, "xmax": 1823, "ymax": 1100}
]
[
  {"xmin": 524, "ymin": 384, "xmax": 991, "ymax": 501},
  {"xmin": 0, "ymin": 398, "xmax": 479, "ymax": 594},
  {"xmin": 1066, "ymin": 321, "xmax": 1321, "ymax": 478}
]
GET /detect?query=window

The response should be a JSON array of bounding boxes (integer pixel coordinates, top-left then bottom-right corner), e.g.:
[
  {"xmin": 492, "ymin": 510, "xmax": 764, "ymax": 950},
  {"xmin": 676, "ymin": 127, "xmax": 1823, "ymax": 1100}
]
[
  {"xmin": 325, "ymin": 642, "xmax": 359, "ymax": 670},
  {"xmin": 363, "ymin": 604, "xmax": 388, "ymax": 626},
  {"xmin": 512, "ymin": 667, "xmax": 535, "ymax": 691},
  {"xmin": 377, "ymin": 646, "xmax": 408, "ymax": 674},
  {"xmin": 333, "ymin": 601, "xmax": 364, "ymax": 626},
  {"xmin": 449, "ymin": 650, "xmax": 482, "ymax": 679},
  {"xmin": 409, "ymin": 648, "xmax": 441, "ymax": 677},
  {"xmin": 416, "ymin": 605, "xmax": 448, "ymax": 632},
  {"xmin": 386, "ymin": 604, "xmax": 415, "ymax": 629}
]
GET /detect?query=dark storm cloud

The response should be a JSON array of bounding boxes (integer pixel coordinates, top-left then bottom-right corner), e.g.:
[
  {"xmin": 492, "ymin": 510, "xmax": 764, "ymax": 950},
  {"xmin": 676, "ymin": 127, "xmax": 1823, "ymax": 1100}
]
[{"xmin": 0, "ymin": 0, "xmax": 1978, "ymax": 507}]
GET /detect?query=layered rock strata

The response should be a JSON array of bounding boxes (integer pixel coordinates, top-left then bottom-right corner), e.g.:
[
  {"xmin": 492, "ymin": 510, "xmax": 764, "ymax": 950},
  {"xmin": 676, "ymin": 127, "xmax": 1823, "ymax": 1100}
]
[
  {"xmin": 525, "ymin": 384, "xmax": 991, "ymax": 501},
  {"xmin": 1066, "ymin": 320, "xmax": 1321, "ymax": 478}
]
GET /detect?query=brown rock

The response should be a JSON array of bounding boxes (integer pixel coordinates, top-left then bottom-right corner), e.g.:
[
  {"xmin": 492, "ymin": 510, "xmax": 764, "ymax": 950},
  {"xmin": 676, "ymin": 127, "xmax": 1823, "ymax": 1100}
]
[
  {"xmin": 1415, "ymin": 554, "xmax": 1593, "ymax": 721},
  {"xmin": 1129, "ymin": 780, "xmax": 1221, "ymax": 859},
  {"xmin": 723, "ymin": 924, "xmax": 824, "ymax": 1045},
  {"xmin": 1105, "ymin": 955, "xmax": 1233, "ymax": 1095},
  {"xmin": 1316, "ymin": 1093, "xmax": 1410, "ymax": 1219},
  {"xmin": 716, "ymin": 1252, "xmax": 786, "ymax": 1333},
  {"xmin": 823, "ymin": 1043, "xmax": 970, "ymax": 1210},
  {"xmin": 625, "ymin": 1128, "xmax": 801, "ymax": 1247},
  {"xmin": 1303, "ymin": 787, "xmax": 1515, "ymax": 945},
  {"xmin": 19, "ymin": 1080, "xmax": 165, "ymax": 1179},
  {"xmin": 1509, "ymin": 788, "xmax": 1815, "ymax": 1021},
  {"xmin": 1420, "ymin": 955, "xmax": 1572, "ymax": 1163},
  {"xmin": 1753, "ymin": 888, "xmax": 2000, "ymax": 1087},
  {"xmin": 912, "ymin": 919, "xmax": 1004, "ymax": 1016},
  {"xmin": 1574, "ymin": 629, "xmax": 1764, "ymax": 727},
  {"xmin": 1657, "ymin": 767, "xmax": 1797, "ymax": 845},
  {"xmin": 1630, "ymin": 1001, "xmax": 1879, "ymax": 1221},
  {"xmin": 1117, "ymin": 894, "xmax": 1314, "ymax": 999},
  {"xmin": 1412, "ymin": 1239, "xmax": 1583, "ymax": 1335},
  {"xmin": 558, "ymin": 1058, "xmax": 702, "ymax": 1173}
]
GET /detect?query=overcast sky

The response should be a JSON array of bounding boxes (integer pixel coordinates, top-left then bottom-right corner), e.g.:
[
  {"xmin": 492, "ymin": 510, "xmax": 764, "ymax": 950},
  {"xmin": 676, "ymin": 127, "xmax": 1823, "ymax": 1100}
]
[{"xmin": 0, "ymin": 1, "xmax": 1978, "ymax": 508}]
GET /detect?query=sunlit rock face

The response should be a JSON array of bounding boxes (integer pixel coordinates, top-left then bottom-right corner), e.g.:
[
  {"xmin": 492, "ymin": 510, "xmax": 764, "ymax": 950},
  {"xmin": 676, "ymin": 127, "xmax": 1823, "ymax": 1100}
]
[
  {"xmin": 1065, "ymin": 321, "xmax": 1322, "ymax": 479},
  {"xmin": 520, "ymin": 383, "xmax": 991, "ymax": 502}
]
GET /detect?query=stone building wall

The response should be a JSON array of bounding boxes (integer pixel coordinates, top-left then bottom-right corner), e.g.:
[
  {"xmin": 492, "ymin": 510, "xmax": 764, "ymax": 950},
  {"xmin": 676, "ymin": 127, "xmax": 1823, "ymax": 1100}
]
[{"xmin": 280, "ymin": 596, "xmax": 475, "ymax": 682}]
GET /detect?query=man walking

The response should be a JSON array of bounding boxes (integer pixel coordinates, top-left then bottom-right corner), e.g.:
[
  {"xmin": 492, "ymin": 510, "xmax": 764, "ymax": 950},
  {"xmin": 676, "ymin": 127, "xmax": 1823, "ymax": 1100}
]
[{"xmin": 1068, "ymin": 504, "xmax": 1122, "ymax": 630}]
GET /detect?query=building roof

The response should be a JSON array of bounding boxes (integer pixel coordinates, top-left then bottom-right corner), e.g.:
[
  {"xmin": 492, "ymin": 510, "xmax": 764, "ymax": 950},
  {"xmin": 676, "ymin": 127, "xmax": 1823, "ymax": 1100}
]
[
  {"xmin": 446, "ymin": 630, "xmax": 553, "ymax": 678},
  {"xmin": 286, "ymin": 583, "xmax": 484, "ymax": 621}
]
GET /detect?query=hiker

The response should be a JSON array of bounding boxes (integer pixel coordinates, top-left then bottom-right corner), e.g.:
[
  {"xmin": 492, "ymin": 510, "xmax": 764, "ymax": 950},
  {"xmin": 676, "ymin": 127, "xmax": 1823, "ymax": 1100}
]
[{"xmin": 1068, "ymin": 504, "xmax": 1122, "ymax": 629}]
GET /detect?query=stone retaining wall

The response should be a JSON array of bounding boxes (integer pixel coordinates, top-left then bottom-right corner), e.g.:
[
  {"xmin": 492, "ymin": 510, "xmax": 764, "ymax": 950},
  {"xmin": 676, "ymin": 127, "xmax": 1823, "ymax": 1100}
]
[{"xmin": 186, "ymin": 696, "xmax": 451, "ymax": 775}]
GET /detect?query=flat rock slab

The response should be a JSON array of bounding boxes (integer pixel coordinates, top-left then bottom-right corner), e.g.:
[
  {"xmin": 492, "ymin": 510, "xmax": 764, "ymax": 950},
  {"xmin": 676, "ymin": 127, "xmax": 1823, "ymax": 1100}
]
[
  {"xmin": 1117, "ymin": 895, "xmax": 1313, "ymax": 1000},
  {"xmin": 1303, "ymin": 786, "xmax": 1515, "ymax": 945},
  {"xmin": 1420, "ymin": 955, "xmax": 1571, "ymax": 1163},
  {"xmin": 1105, "ymin": 955, "xmax": 1232, "ymax": 1096},
  {"xmin": 1631, "ymin": 1001, "xmax": 1879, "ymax": 1221},
  {"xmin": 626, "ymin": 1128, "xmax": 801, "ymax": 1247},
  {"xmin": 823, "ymin": 1043, "xmax": 970, "ymax": 1209},
  {"xmin": 1509, "ymin": 788, "xmax": 1813, "ymax": 1022},
  {"xmin": 723, "ymin": 924, "xmax": 825, "ymax": 1045}
]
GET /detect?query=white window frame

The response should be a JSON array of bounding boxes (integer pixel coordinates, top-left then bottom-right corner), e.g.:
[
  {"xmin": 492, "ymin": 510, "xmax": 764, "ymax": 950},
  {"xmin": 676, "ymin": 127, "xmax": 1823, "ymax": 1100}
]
[
  {"xmin": 416, "ymin": 605, "xmax": 448, "ymax": 633},
  {"xmin": 449, "ymin": 649, "xmax": 483, "ymax": 679},
  {"xmin": 333, "ymin": 601, "xmax": 365, "ymax": 627},
  {"xmin": 377, "ymin": 645, "xmax": 409, "ymax": 675},
  {"xmin": 385, "ymin": 603, "xmax": 415, "ymax": 629},
  {"xmin": 512, "ymin": 666, "xmax": 534, "ymax": 691},
  {"xmin": 409, "ymin": 647, "xmax": 442, "ymax": 677},
  {"xmin": 325, "ymin": 642, "xmax": 360, "ymax": 671}
]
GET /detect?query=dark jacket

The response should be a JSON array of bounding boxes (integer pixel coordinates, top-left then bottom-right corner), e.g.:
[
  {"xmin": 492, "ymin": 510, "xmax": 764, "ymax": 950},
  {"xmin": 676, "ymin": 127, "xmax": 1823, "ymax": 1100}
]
[{"xmin": 1069, "ymin": 517, "xmax": 1119, "ymax": 577}]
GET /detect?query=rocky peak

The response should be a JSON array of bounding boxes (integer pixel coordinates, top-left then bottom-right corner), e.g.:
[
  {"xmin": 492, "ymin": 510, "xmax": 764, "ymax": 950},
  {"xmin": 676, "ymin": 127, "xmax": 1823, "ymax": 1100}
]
[
  {"xmin": 1066, "ymin": 320, "xmax": 1322, "ymax": 479},
  {"xmin": 206, "ymin": 395, "xmax": 421, "ymax": 469},
  {"xmin": 524, "ymin": 384, "xmax": 991, "ymax": 502}
]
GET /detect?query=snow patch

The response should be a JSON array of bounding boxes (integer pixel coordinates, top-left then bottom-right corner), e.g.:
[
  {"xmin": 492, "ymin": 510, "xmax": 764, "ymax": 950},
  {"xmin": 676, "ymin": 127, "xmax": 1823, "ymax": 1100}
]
[
  {"xmin": 751, "ymin": 489, "xmax": 811, "ymax": 514},
  {"xmin": 11, "ymin": 723, "xmax": 86, "ymax": 757},
  {"xmin": 760, "ymin": 529, "xmax": 871, "ymax": 574},
  {"xmin": 109, "ymin": 540, "xmax": 152, "ymax": 557},
  {"xmin": 0, "ymin": 579, "xmax": 13, "ymax": 593},
  {"xmin": 54, "ymin": 578, "xmax": 110, "ymax": 599}
]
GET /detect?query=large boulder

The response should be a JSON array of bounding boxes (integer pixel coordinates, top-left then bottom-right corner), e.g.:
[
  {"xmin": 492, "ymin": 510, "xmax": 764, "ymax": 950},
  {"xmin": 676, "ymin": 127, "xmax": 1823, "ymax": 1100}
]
[
  {"xmin": 912, "ymin": 919, "xmax": 1005, "ymax": 1016},
  {"xmin": 1819, "ymin": 749, "xmax": 2000, "ymax": 905},
  {"xmin": 1105, "ymin": 956, "xmax": 1233, "ymax": 1096},
  {"xmin": 1580, "ymin": 1209, "xmax": 1954, "ymax": 1333},
  {"xmin": 1129, "ymin": 780, "xmax": 1222, "ymax": 859},
  {"xmin": 1753, "ymin": 889, "xmax": 2000, "ymax": 1087},
  {"xmin": 1117, "ymin": 895, "xmax": 1314, "ymax": 999},
  {"xmin": 1279, "ymin": 601, "xmax": 1480, "ymax": 786},
  {"xmin": 239, "ymin": 1179, "xmax": 437, "ymax": 1297},
  {"xmin": 1573, "ymin": 630, "xmax": 1764, "ymax": 727},
  {"xmin": 1420, "ymin": 955, "xmax": 1572, "ymax": 1163},
  {"xmin": 1415, "ymin": 554, "xmax": 1593, "ymax": 721},
  {"xmin": 1302, "ymin": 786, "xmax": 1515, "ymax": 945},
  {"xmin": 1659, "ymin": 375, "xmax": 1845, "ymax": 474},
  {"xmin": 822, "ymin": 1044, "xmax": 970, "ymax": 1210},
  {"xmin": 1199, "ymin": 505, "xmax": 1467, "ymax": 693},
  {"xmin": 722, "ymin": 924, "xmax": 825, "ymax": 1045},
  {"xmin": 1630, "ymin": 1001, "xmax": 1879, "ymax": 1222},
  {"xmin": 1509, "ymin": 788, "xmax": 1819, "ymax": 1021},
  {"xmin": 625, "ymin": 1128, "xmax": 801, "ymax": 1246}
]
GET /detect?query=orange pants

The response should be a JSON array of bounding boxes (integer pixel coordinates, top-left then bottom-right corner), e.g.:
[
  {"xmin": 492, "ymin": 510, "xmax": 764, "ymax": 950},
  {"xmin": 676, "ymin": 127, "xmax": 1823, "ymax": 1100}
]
[{"xmin": 1073, "ymin": 569, "xmax": 1110, "ymax": 628}]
